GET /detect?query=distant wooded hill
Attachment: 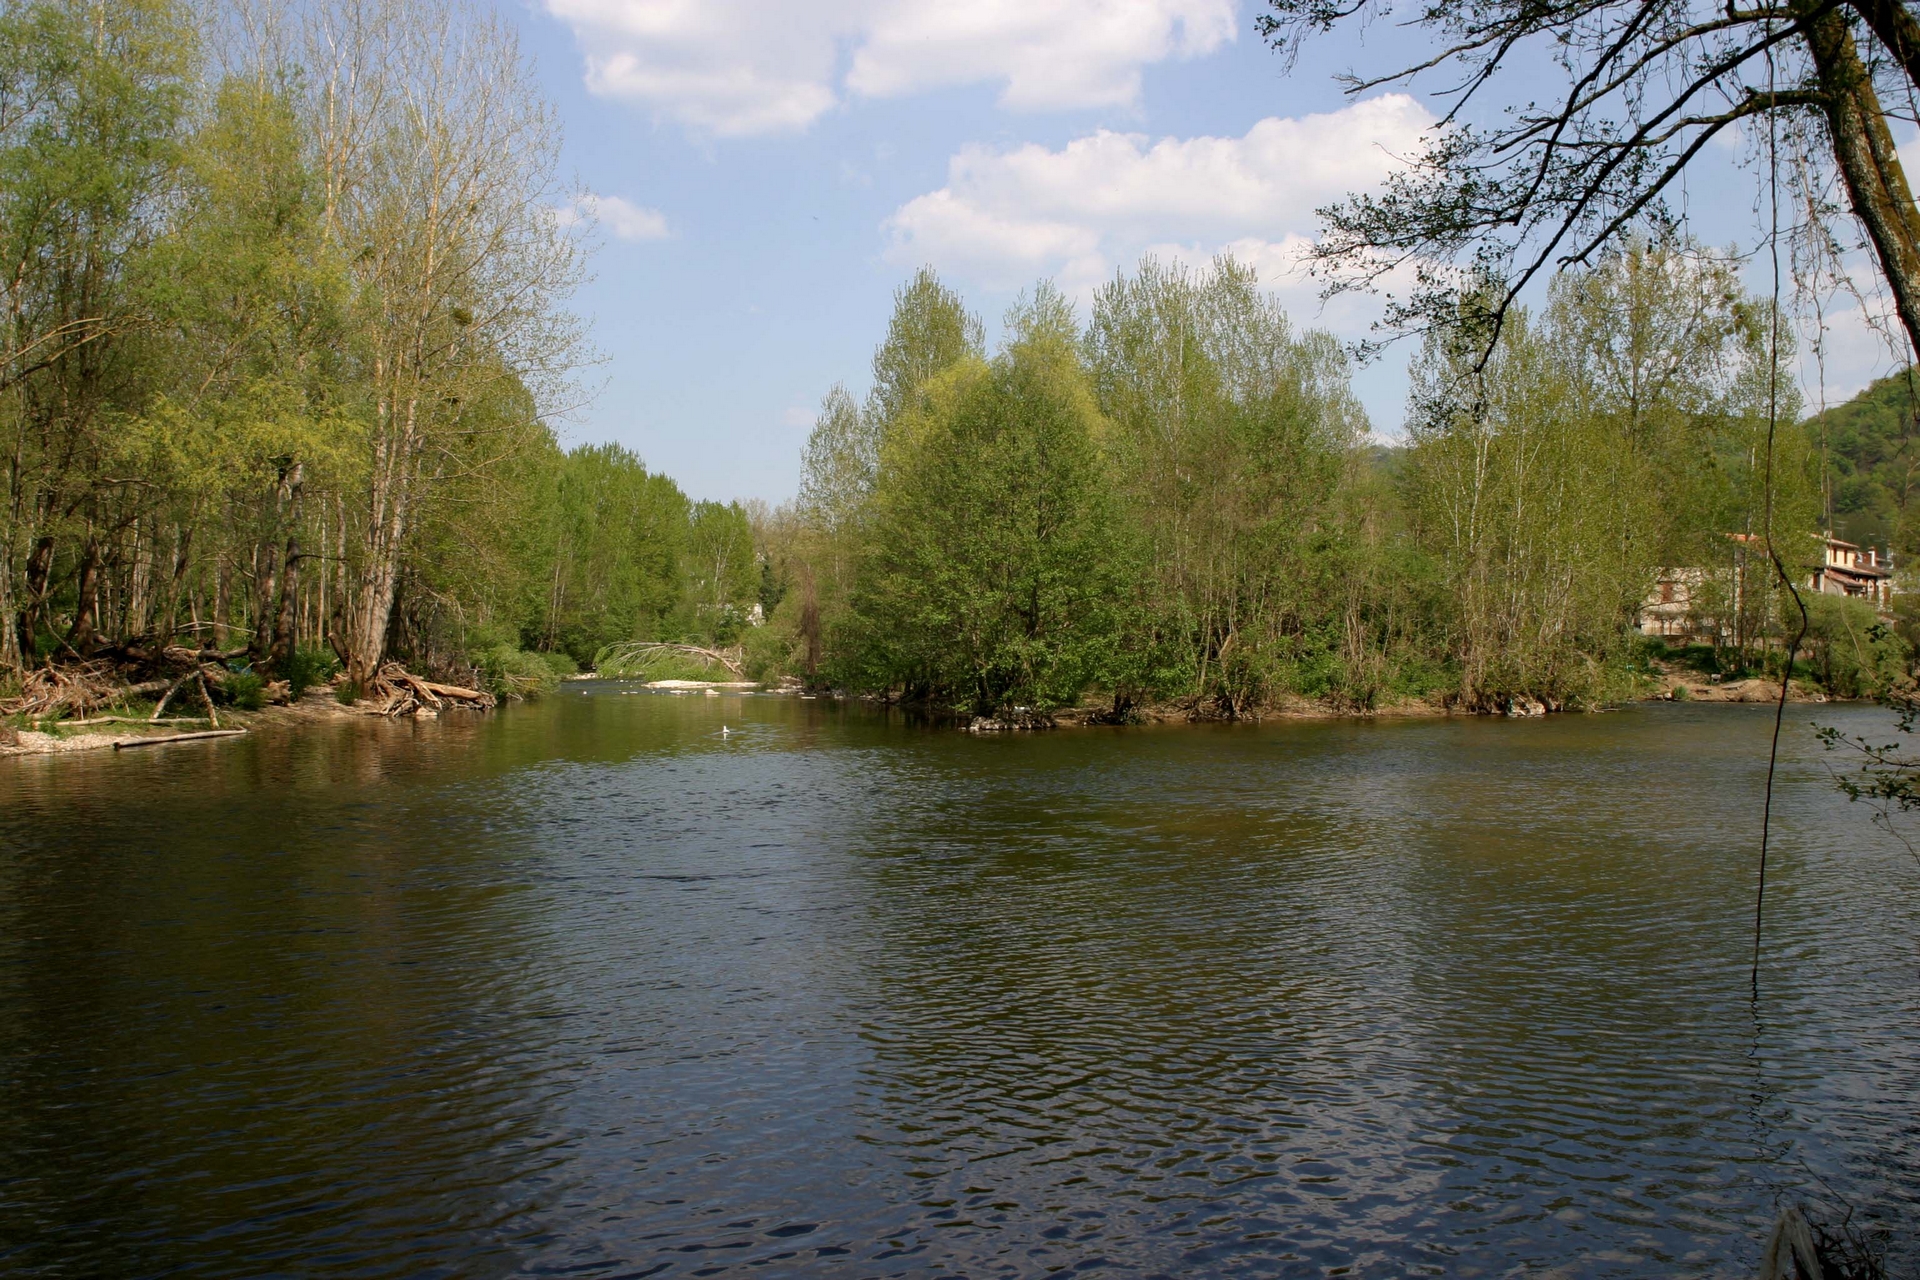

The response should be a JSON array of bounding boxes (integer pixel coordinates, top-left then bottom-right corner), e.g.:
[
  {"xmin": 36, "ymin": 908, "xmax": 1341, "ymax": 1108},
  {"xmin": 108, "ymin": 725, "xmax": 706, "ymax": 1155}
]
[{"xmin": 1806, "ymin": 371, "xmax": 1920, "ymax": 551}]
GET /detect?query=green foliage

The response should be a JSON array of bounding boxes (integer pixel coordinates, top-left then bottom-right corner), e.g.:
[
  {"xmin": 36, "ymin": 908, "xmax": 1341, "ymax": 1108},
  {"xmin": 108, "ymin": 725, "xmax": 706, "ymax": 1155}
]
[
  {"xmin": 681, "ymin": 500, "xmax": 756, "ymax": 643},
  {"xmin": 221, "ymin": 670, "xmax": 266, "ymax": 711},
  {"xmin": 475, "ymin": 645, "xmax": 571, "ymax": 700},
  {"xmin": 840, "ymin": 285, "xmax": 1133, "ymax": 717},
  {"xmin": 1085, "ymin": 255, "xmax": 1372, "ymax": 713},
  {"xmin": 1802, "ymin": 369, "xmax": 1920, "ymax": 552},
  {"xmin": 283, "ymin": 647, "xmax": 339, "ymax": 701},
  {"xmin": 0, "ymin": 0, "xmax": 1846, "ymax": 727},
  {"xmin": 867, "ymin": 267, "xmax": 986, "ymax": 431},
  {"xmin": 1404, "ymin": 244, "xmax": 1814, "ymax": 708},
  {"xmin": 1801, "ymin": 595, "xmax": 1910, "ymax": 699},
  {"xmin": 758, "ymin": 244, "xmax": 1831, "ymax": 718},
  {"xmin": 594, "ymin": 644, "xmax": 735, "ymax": 682},
  {"xmin": 740, "ymin": 623, "xmax": 790, "ymax": 682},
  {"xmin": 527, "ymin": 443, "xmax": 689, "ymax": 664}
]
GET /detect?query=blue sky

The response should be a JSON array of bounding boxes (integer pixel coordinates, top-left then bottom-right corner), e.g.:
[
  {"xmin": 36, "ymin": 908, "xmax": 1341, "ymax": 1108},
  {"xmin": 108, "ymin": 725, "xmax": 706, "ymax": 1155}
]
[{"xmin": 506, "ymin": 0, "xmax": 1914, "ymax": 505}]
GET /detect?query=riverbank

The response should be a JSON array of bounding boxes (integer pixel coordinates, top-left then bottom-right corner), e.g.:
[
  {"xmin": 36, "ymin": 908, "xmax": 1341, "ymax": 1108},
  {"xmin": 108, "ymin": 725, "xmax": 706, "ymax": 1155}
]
[
  {"xmin": 0, "ymin": 670, "xmax": 1848, "ymax": 757},
  {"xmin": 0, "ymin": 684, "xmax": 486, "ymax": 757}
]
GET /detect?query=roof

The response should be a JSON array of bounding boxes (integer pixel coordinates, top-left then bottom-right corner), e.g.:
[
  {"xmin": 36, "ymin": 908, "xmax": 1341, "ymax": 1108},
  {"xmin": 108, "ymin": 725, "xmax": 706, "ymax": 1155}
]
[{"xmin": 1821, "ymin": 561, "xmax": 1890, "ymax": 581}]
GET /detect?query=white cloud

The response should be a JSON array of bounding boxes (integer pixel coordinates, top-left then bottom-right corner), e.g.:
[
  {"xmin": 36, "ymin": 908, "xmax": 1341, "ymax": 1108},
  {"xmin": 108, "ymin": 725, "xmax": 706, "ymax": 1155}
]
[
  {"xmin": 542, "ymin": 0, "xmax": 1237, "ymax": 136},
  {"xmin": 1797, "ymin": 301, "xmax": 1911, "ymax": 409},
  {"xmin": 846, "ymin": 1, "xmax": 1235, "ymax": 111},
  {"xmin": 555, "ymin": 193, "xmax": 671, "ymax": 241},
  {"xmin": 882, "ymin": 95, "xmax": 1437, "ymax": 310}
]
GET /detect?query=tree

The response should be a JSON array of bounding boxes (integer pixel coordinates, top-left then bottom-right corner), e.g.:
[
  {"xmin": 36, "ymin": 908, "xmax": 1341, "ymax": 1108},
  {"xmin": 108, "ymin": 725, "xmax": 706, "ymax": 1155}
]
[
  {"xmin": 796, "ymin": 383, "xmax": 871, "ymax": 541},
  {"xmin": 845, "ymin": 286, "xmax": 1130, "ymax": 717},
  {"xmin": 679, "ymin": 499, "xmax": 754, "ymax": 641},
  {"xmin": 1085, "ymin": 255, "xmax": 1368, "ymax": 714},
  {"xmin": 1801, "ymin": 369, "xmax": 1920, "ymax": 550},
  {"xmin": 1259, "ymin": 0, "xmax": 1920, "ymax": 363},
  {"xmin": 1404, "ymin": 250, "xmax": 1814, "ymax": 706},
  {"xmin": 790, "ymin": 267, "xmax": 984, "ymax": 683},
  {"xmin": 866, "ymin": 266, "xmax": 985, "ymax": 434},
  {"xmin": 140, "ymin": 74, "xmax": 353, "ymax": 670},
  {"xmin": 297, "ymin": 0, "xmax": 585, "ymax": 684},
  {"xmin": 0, "ymin": 0, "xmax": 193, "ymax": 667}
]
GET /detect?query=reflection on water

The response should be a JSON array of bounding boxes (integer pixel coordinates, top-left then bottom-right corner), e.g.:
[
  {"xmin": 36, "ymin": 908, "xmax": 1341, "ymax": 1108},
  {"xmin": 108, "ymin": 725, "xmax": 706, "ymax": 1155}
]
[{"xmin": 0, "ymin": 691, "xmax": 1915, "ymax": 1278}]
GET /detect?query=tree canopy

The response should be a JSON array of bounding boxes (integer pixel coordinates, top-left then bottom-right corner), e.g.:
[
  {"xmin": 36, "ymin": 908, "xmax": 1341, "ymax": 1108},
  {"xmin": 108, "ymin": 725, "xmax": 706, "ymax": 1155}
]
[{"xmin": 1260, "ymin": 0, "xmax": 1920, "ymax": 363}]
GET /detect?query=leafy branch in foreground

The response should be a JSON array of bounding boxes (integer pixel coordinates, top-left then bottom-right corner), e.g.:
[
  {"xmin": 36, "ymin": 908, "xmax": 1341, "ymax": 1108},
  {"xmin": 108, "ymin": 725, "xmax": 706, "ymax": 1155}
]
[
  {"xmin": 1260, "ymin": 0, "xmax": 1920, "ymax": 362},
  {"xmin": 1816, "ymin": 683, "xmax": 1920, "ymax": 861}
]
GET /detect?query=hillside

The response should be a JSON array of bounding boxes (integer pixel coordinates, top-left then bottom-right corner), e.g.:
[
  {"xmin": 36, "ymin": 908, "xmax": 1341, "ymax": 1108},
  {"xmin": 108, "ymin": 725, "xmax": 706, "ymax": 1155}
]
[{"xmin": 1805, "ymin": 369, "xmax": 1920, "ymax": 550}]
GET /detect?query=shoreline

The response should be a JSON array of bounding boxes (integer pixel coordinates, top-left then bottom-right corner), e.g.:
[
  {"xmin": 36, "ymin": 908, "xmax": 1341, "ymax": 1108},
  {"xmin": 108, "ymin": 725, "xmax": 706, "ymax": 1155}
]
[
  {"xmin": 0, "ymin": 672, "xmax": 1846, "ymax": 759},
  {"xmin": 0, "ymin": 685, "xmax": 481, "ymax": 758}
]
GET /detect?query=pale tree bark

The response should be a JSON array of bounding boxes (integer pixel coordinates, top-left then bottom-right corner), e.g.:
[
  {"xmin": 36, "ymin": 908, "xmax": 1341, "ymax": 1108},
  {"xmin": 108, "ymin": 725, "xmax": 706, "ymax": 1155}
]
[
  {"xmin": 300, "ymin": 0, "xmax": 582, "ymax": 685},
  {"xmin": 269, "ymin": 460, "xmax": 305, "ymax": 670},
  {"xmin": 1795, "ymin": 0, "xmax": 1920, "ymax": 363}
]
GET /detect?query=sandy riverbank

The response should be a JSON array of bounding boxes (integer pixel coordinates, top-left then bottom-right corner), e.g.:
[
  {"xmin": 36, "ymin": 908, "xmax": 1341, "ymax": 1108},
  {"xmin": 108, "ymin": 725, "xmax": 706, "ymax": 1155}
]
[{"xmin": 0, "ymin": 685, "xmax": 486, "ymax": 757}]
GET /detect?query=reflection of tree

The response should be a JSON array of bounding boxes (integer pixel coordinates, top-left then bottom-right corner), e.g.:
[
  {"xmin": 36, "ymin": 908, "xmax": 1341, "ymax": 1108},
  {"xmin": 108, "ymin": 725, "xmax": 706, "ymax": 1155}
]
[
  {"xmin": 0, "ymin": 730, "xmax": 564, "ymax": 1277},
  {"xmin": 835, "ymin": 715, "xmax": 1919, "ymax": 1270},
  {"xmin": 834, "ymin": 727, "xmax": 1447, "ymax": 1269}
]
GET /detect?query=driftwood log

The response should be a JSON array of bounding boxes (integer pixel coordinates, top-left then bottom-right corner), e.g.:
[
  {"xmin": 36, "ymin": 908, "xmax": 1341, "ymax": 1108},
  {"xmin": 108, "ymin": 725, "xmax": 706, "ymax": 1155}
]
[
  {"xmin": 114, "ymin": 729, "xmax": 248, "ymax": 750},
  {"xmin": 359, "ymin": 663, "xmax": 495, "ymax": 717},
  {"xmin": 4, "ymin": 654, "xmax": 496, "ymax": 725}
]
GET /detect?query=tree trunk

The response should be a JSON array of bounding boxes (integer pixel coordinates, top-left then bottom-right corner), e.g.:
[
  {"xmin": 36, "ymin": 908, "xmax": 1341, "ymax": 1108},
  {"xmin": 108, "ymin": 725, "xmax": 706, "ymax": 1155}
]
[
  {"xmin": 17, "ymin": 534, "xmax": 52, "ymax": 662},
  {"xmin": 1850, "ymin": 0, "xmax": 1920, "ymax": 104},
  {"xmin": 798, "ymin": 562, "xmax": 820, "ymax": 679},
  {"xmin": 160, "ymin": 524, "xmax": 193, "ymax": 643},
  {"xmin": 253, "ymin": 460, "xmax": 301, "ymax": 662},
  {"xmin": 347, "ymin": 390, "xmax": 418, "ymax": 685},
  {"xmin": 0, "ymin": 562, "xmax": 14, "ymax": 674},
  {"xmin": 67, "ymin": 531, "xmax": 101, "ymax": 653},
  {"xmin": 215, "ymin": 554, "xmax": 232, "ymax": 646},
  {"xmin": 252, "ymin": 542, "xmax": 279, "ymax": 661},
  {"xmin": 127, "ymin": 518, "xmax": 151, "ymax": 638},
  {"xmin": 1799, "ymin": 0, "xmax": 1920, "ymax": 361},
  {"xmin": 269, "ymin": 462, "xmax": 306, "ymax": 672}
]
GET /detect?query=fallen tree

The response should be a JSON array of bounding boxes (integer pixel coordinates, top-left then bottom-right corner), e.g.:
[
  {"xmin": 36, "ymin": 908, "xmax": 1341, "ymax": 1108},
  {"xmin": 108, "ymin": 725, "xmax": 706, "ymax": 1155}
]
[
  {"xmin": 595, "ymin": 642, "xmax": 745, "ymax": 679},
  {"xmin": 3, "ymin": 664, "xmax": 172, "ymax": 720}
]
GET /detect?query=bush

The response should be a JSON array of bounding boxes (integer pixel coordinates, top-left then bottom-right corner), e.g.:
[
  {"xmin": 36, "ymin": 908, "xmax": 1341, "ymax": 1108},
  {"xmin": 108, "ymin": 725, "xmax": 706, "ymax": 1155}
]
[
  {"xmin": 1802, "ymin": 595, "xmax": 1908, "ymax": 698},
  {"xmin": 475, "ymin": 645, "xmax": 569, "ymax": 699},
  {"xmin": 222, "ymin": 670, "xmax": 267, "ymax": 711},
  {"xmin": 283, "ymin": 646, "xmax": 340, "ymax": 701},
  {"xmin": 740, "ymin": 624, "xmax": 790, "ymax": 683},
  {"xmin": 336, "ymin": 680, "xmax": 362, "ymax": 706}
]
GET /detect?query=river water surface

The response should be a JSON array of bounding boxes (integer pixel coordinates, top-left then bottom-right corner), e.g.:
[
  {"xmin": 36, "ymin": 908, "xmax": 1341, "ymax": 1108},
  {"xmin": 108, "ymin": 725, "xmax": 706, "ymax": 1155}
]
[{"xmin": 1, "ymin": 690, "xmax": 1917, "ymax": 1278}]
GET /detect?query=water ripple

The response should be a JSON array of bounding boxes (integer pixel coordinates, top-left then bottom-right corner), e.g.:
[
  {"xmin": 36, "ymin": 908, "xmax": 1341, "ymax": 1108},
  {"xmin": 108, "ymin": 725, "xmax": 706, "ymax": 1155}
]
[{"xmin": 0, "ymin": 698, "xmax": 1914, "ymax": 1277}]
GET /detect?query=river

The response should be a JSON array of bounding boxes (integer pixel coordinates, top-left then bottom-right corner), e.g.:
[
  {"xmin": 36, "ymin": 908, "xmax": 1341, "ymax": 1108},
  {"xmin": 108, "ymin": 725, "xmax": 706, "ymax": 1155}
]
[{"xmin": 1, "ymin": 689, "xmax": 1916, "ymax": 1278}]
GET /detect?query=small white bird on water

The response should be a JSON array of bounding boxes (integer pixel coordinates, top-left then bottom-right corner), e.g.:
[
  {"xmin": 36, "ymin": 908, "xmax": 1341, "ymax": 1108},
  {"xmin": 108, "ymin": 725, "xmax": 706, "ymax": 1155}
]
[{"xmin": 721, "ymin": 724, "xmax": 731, "ymax": 738}]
